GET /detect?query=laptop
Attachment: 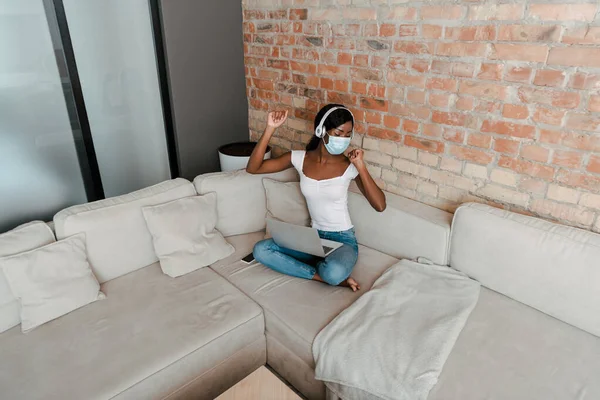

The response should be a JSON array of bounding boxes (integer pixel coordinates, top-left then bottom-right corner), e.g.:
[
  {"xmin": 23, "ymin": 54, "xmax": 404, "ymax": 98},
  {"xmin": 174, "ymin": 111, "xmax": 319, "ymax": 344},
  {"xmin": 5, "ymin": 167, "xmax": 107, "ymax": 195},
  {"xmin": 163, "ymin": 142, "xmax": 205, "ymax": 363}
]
[{"xmin": 267, "ymin": 219, "xmax": 343, "ymax": 258}]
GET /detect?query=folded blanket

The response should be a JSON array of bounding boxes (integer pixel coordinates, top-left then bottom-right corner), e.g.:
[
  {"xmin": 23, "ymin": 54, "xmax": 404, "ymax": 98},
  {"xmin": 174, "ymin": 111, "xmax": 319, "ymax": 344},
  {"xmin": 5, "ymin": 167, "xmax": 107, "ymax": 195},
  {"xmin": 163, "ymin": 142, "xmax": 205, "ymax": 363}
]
[{"xmin": 313, "ymin": 259, "xmax": 480, "ymax": 400}]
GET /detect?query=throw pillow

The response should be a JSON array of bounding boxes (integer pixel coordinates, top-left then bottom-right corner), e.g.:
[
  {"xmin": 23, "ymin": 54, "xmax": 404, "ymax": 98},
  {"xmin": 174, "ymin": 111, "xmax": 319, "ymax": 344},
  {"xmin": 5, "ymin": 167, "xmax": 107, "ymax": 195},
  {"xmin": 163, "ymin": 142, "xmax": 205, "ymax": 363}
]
[
  {"xmin": 142, "ymin": 194, "xmax": 234, "ymax": 278},
  {"xmin": 0, "ymin": 233, "xmax": 104, "ymax": 333},
  {"xmin": 263, "ymin": 179, "xmax": 311, "ymax": 239},
  {"xmin": 0, "ymin": 221, "xmax": 55, "ymax": 333}
]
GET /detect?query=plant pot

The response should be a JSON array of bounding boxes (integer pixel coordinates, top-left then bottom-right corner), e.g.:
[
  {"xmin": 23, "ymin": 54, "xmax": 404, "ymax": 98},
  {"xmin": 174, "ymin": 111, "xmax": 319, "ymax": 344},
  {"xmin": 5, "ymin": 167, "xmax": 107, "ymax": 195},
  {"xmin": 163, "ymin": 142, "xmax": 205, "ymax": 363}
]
[{"xmin": 218, "ymin": 141, "xmax": 271, "ymax": 172}]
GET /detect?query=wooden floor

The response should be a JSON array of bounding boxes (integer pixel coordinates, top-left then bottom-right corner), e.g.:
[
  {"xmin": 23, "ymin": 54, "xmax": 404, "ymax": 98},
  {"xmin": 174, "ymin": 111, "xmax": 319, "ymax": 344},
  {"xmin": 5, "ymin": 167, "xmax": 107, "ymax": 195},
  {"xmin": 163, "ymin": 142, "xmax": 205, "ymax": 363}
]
[{"xmin": 215, "ymin": 366, "xmax": 302, "ymax": 400}]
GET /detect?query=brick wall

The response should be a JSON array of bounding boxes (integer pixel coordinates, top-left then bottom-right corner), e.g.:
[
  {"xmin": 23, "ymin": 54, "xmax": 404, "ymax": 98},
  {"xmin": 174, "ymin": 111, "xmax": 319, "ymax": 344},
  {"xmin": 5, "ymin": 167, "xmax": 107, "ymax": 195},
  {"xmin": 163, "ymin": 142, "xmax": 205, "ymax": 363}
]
[{"xmin": 242, "ymin": 0, "xmax": 600, "ymax": 232}]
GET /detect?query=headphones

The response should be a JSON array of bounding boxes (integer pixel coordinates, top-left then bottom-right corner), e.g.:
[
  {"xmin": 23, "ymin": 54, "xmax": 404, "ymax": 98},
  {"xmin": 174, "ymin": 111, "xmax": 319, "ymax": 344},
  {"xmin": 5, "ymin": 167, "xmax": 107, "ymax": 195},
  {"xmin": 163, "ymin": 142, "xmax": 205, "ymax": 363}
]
[{"xmin": 314, "ymin": 106, "xmax": 355, "ymax": 138}]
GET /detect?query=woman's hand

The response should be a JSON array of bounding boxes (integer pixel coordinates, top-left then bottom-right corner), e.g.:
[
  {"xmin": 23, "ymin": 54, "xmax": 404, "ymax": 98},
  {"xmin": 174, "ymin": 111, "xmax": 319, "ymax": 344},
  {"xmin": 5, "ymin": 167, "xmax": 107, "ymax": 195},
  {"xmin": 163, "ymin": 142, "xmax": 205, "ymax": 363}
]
[
  {"xmin": 348, "ymin": 149, "xmax": 366, "ymax": 169},
  {"xmin": 267, "ymin": 110, "xmax": 288, "ymax": 129}
]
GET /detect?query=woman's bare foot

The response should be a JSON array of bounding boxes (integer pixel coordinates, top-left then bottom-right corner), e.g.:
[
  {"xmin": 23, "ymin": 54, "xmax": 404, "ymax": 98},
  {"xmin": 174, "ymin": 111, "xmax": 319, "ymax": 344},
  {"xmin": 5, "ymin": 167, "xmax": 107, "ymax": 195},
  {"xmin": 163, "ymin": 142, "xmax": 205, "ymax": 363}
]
[{"xmin": 340, "ymin": 277, "xmax": 360, "ymax": 292}]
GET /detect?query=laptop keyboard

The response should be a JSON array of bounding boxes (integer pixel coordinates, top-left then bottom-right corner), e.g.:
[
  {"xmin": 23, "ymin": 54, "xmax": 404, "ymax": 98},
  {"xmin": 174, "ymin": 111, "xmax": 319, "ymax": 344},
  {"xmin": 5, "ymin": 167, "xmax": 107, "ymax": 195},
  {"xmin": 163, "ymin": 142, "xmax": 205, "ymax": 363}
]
[{"xmin": 322, "ymin": 246, "xmax": 334, "ymax": 254}]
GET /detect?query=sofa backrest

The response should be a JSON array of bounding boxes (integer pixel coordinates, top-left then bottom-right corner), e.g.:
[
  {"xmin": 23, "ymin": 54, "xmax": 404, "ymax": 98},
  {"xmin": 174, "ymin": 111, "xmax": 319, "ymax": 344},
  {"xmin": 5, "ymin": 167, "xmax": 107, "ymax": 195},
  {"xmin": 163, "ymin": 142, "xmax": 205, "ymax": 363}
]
[
  {"xmin": 193, "ymin": 168, "xmax": 298, "ymax": 237},
  {"xmin": 54, "ymin": 178, "xmax": 196, "ymax": 283},
  {"xmin": 450, "ymin": 202, "xmax": 600, "ymax": 338},
  {"xmin": 348, "ymin": 186, "xmax": 452, "ymax": 265}
]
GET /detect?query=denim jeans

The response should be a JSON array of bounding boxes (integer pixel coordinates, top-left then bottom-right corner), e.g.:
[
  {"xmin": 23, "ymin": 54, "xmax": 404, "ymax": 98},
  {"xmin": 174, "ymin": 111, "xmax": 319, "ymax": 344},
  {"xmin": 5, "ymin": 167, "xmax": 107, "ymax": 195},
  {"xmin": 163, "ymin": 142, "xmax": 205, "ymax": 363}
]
[{"xmin": 253, "ymin": 228, "xmax": 359, "ymax": 286}]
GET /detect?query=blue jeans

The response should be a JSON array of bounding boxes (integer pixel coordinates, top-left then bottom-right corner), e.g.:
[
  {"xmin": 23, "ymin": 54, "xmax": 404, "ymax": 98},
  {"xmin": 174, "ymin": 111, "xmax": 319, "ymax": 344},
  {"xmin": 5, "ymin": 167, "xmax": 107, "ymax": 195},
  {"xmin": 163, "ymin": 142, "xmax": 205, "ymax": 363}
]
[{"xmin": 253, "ymin": 228, "xmax": 359, "ymax": 286}]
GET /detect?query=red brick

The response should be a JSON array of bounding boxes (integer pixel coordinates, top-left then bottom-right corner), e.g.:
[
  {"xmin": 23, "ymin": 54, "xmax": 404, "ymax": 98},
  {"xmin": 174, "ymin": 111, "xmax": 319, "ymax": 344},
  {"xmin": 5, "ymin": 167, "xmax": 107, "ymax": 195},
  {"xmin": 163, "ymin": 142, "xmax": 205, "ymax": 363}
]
[
  {"xmin": 337, "ymin": 52, "xmax": 352, "ymax": 65},
  {"xmin": 533, "ymin": 69, "xmax": 566, "ymax": 87},
  {"xmin": 518, "ymin": 87, "xmax": 580, "ymax": 109},
  {"xmin": 268, "ymin": 10, "xmax": 287, "ymax": 19},
  {"xmin": 443, "ymin": 128, "xmax": 466, "ymax": 144},
  {"xmin": 353, "ymin": 54, "xmax": 369, "ymax": 67},
  {"xmin": 450, "ymin": 145, "xmax": 494, "ymax": 164},
  {"xmin": 556, "ymin": 170, "xmax": 600, "ymax": 192},
  {"xmin": 289, "ymin": 9, "xmax": 308, "ymax": 20},
  {"xmin": 403, "ymin": 120, "xmax": 419, "ymax": 134},
  {"xmin": 327, "ymin": 91, "xmax": 357, "ymax": 105},
  {"xmin": 343, "ymin": 8, "xmax": 377, "ymax": 20},
  {"xmin": 468, "ymin": 133, "xmax": 492, "ymax": 148},
  {"xmin": 533, "ymin": 107, "xmax": 565, "ymax": 126},
  {"xmin": 394, "ymin": 41, "xmax": 434, "ymax": 55},
  {"xmin": 382, "ymin": 7, "xmax": 417, "ymax": 20},
  {"xmin": 498, "ymin": 25, "xmax": 561, "ymax": 42},
  {"xmin": 371, "ymin": 56, "xmax": 387, "ymax": 69},
  {"xmin": 380, "ymin": 24, "xmax": 396, "ymax": 37},
  {"xmin": 334, "ymin": 80, "xmax": 348, "ymax": 92},
  {"xmin": 360, "ymin": 97, "xmax": 388, "ymax": 112},
  {"xmin": 389, "ymin": 87, "xmax": 405, "ymax": 101},
  {"xmin": 318, "ymin": 64, "xmax": 347, "ymax": 78},
  {"xmin": 365, "ymin": 111, "xmax": 381, "ymax": 124},
  {"xmin": 589, "ymin": 95, "xmax": 600, "ymax": 112},
  {"xmin": 475, "ymin": 100, "xmax": 502, "ymax": 114},
  {"xmin": 367, "ymin": 84, "xmax": 386, "ymax": 98},
  {"xmin": 502, "ymin": 104, "xmax": 529, "ymax": 119},
  {"xmin": 411, "ymin": 60, "xmax": 431, "ymax": 73},
  {"xmin": 561, "ymin": 132, "xmax": 600, "ymax": 152},
  {"xmin": 490, "ymin": 44, "xmax": 549, "ymax": 62},
  {"xmin": 539, "ymin": 129, "xmax": 562, "ymax": 144},
  {"xmin": 388, "ymin": 56, "xmax": 408, "ymax": 70},
  {"xmin": 427, "ymin": 77, "xmax": 458, "ymax": 91},
  {"xmin": 350, "ymin": 81, "xmax": 367, "ymax": 94},
  {"xmin": 384, "ymin": 115, "xmax": 401, "ymax": 129},
  {"xmin": 293, "ymin": 22, "xmax": 302, "ymax": 33},
  {"xmin": 478, "ymin": 63, "xmax": 503, "ymax": 80},
  {"xmin": 429, "ymin": 93, "xmax": 452, "ymax": 108},
  {"xmin": 529, "ymin": 4, "xmax": 597, "ymax": 22},
  {"xmin": 459, "ymin": 81, "xmax": 507, "ymax": 100},
  {"xmin": 456, "ymin": 96, "xmax": 475, "ymax": 111},
  {"xmin": 267, "ymin": 59, "xmax": 291, "ymax": 71},
  {"xmin": 494, "ymin": 138, "xmax": 520, "ymax": 155},
  {"xmin": 389, "ymin": 72, "xmax": 426, "ymax": 88},
  {"xmin": 436, "ymin": 43, "xmax": 487, "ymax": 57},
  {"xmin": 368, "ymin": 126, "xmax": 401, "ymax": 141},
  {"xmin": 505, "ymin": 66, "xmax": 532, "ymax": 83},
  {"xmin": 552, "ymin": 150, "xmax": 583, "ymax": 169},
  {"xmin": 350, "ymin": 68, "xmax": 383, "ymax": 81},
  {"xmin": 445, "ymin": 26, "xmax": 496, "ymax": 41},
  {"xmin": 432, "ymin": 111, "xmax": 468, "ymax": 126},
  {"xmin": 520, "ymin": 144, "xmax": 550, "ymax": 163},
  {"xmin": 290, "ymin": 61, "xmax": 317, "ymax": 74},
  {"xmin": 499, "ymin": 156, "xmax": 555, "ymax": 180},
  {"xmin": 399, "ymin": 25, "xmax": 418, "ymax": 37},
  {"xmin": 562, "ymin": 27, "xmax": 600, "ymax": 45},
  {"xmin": 391, "ymin": 103, "xmax": 431, "ymax": 120},
  {"xmin": 481, "ymin": 120, "xmax": 536, "ymax": 138},
  {"xmin": 293, "ymin": 48, "xmax": 319, "ymax": 61},
  {"xmin": 468, "ymin": 4, "xmax": 524, "ymax": 21},
  {"xmin": 548, "ymin": 47, "xmax": 600, "ymax": 68},
  {"xmin": 405, "ymin": 136, "xmax": 445, "ymax": 153},
  {"xmin": 320, "ymin": 77, "xmax": 334, "ymax": 90},
  {"xmin": 407, "ymin": 90, "xmax": 426, "ymax": 104},
  {"xmin": 587, "ymin": 155, "xmax": 600, "ymax": 174},
  {"xmin": 252, "ymin": 78, "xmax": 275, "ymax": 90},
  {"xmin": 244, "ymin": 10, "xmax": 266, "ymax": 20},
  {"xmin": 519, "ymin": 178, "xmax": 547, "ymax": 195},
  {"xmin": 423, "ymin": 123, "xmax": 443, "ymax": 138},
  {"xmin": 422, "ymin": 25, "xmax": 443, "ymax": 39},
  {"xmin": 565, "ymin": 113, "xmax": 600, "ymax": 132},
  {"xmin": 421, "ymin": 5, "xmax": 464, "ymax": 20}
]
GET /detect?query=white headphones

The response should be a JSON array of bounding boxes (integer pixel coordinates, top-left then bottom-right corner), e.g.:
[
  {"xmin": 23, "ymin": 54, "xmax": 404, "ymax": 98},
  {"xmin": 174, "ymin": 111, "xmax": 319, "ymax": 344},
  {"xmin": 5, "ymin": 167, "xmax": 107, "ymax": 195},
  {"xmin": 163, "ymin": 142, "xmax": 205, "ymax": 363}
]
[{"xmin": 314, "ymin": 106, "xmax": 355, "ymax": 138}]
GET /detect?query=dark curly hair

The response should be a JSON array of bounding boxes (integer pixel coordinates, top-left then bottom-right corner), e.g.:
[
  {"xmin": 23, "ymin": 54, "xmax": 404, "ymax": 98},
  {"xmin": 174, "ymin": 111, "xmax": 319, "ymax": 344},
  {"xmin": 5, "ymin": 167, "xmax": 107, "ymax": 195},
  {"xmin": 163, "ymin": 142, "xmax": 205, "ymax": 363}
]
[{"xmin": 306, "ymin": 104, "xmax": 354, "ymax": 151}]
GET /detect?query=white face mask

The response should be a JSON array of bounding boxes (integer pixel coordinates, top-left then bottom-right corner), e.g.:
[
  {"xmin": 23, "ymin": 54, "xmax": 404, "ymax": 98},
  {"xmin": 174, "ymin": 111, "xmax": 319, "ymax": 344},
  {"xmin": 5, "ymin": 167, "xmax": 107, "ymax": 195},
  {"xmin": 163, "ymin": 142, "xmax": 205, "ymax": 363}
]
[{"xmin": 324, "ymin": 133, "xmax": 351, "ymax": 155}]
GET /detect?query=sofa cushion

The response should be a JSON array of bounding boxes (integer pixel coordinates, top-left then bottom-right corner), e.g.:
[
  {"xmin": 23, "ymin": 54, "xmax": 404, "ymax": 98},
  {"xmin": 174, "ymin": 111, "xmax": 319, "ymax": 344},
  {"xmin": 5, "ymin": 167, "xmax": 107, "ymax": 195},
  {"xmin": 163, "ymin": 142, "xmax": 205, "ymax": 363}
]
[
  {"xmin": 0, "ymin": 221, "xmax": 55, "ymax": 333},
  {"xmin": 193, "ymin": 169, "xmax": 298, "ymax": 237},
  {"xmin": 211, "ymin": 233, "xmax": 399, "ymax": 368},
  {"xmin": 54, "ymin": 178, "xmax": 196, "ymax": 283},
  {"xmin": 0, "ymin": 263, "xmax": 264, "ymax": 400},
  {"xmin": 142, "ymin": 194, "xmax": 234, "ymax": 277},
  {"xmin": 429, "ymin": 287, "xmax": 600, "ymax": 400},
  {"xmin": 349, "ymin": 186, "xmax": 452, "ymax": 265},
  {"xmin": 1, "ymin": 234, "xmax": 104, "ymax": 332},
  {"xmin": 450, "ymin": 203, "xmax": 600, "ymax": 338}
]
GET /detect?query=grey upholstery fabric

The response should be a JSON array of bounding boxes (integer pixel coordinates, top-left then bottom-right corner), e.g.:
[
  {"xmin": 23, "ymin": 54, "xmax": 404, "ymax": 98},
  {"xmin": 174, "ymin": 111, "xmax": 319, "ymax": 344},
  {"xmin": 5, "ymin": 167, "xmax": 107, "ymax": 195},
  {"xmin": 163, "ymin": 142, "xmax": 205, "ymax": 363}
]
[
  {"xmin": 451, "ymin": 202, "xmax": 600, "ymax": 337},
  {"xmin": 211, "ymin": 233, "xmax": 399, "ymax": 399},
  {"xmin": 0, "ymin": 263, "xmax": 265, "ymax": 400},
  {"xmin": 429, "ymin": 287, "xmax": 600, "ymax": 400}
]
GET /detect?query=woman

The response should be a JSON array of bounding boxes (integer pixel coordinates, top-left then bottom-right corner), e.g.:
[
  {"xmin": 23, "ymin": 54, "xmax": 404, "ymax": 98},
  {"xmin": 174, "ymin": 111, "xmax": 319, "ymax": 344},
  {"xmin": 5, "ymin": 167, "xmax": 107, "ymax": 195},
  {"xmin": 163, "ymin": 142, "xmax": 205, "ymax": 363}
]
[{"xmin": 246, "ymin": 104, "xmax": 386, "ymax": 291}]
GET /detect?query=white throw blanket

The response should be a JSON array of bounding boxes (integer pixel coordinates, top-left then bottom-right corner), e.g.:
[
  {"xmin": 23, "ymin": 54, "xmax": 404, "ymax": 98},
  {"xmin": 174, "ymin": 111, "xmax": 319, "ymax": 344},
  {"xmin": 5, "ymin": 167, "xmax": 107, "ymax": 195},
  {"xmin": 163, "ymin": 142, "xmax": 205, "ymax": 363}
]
[{"xmin": 313, "ymin": 259, "xmax": 480, "ymax": 400}]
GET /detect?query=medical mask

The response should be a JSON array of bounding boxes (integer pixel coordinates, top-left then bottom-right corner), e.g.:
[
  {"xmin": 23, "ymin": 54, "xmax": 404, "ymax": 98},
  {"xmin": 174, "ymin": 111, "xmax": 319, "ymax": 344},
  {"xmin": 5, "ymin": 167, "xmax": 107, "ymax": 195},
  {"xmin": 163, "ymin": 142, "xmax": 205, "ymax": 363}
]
[{"xmin": 324, "ymin": 133, "xmax": 351, "ymax": 155}]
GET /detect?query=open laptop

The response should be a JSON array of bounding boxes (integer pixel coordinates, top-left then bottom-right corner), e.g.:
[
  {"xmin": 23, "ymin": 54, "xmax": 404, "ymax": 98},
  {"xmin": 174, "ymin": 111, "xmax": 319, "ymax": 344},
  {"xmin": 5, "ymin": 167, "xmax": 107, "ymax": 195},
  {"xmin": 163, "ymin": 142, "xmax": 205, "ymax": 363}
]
[{"xmin": 267, "ymin": 219, "xmax": 343, "ymax": 257}]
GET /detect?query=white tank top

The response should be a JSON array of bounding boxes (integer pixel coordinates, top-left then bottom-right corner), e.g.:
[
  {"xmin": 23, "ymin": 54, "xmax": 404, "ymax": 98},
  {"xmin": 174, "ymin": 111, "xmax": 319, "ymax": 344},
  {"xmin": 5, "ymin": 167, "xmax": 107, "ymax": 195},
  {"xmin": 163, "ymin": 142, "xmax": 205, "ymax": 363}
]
[{"xmin": 291, "ymin": 150, "xmax": 359, "ymax": 232}]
